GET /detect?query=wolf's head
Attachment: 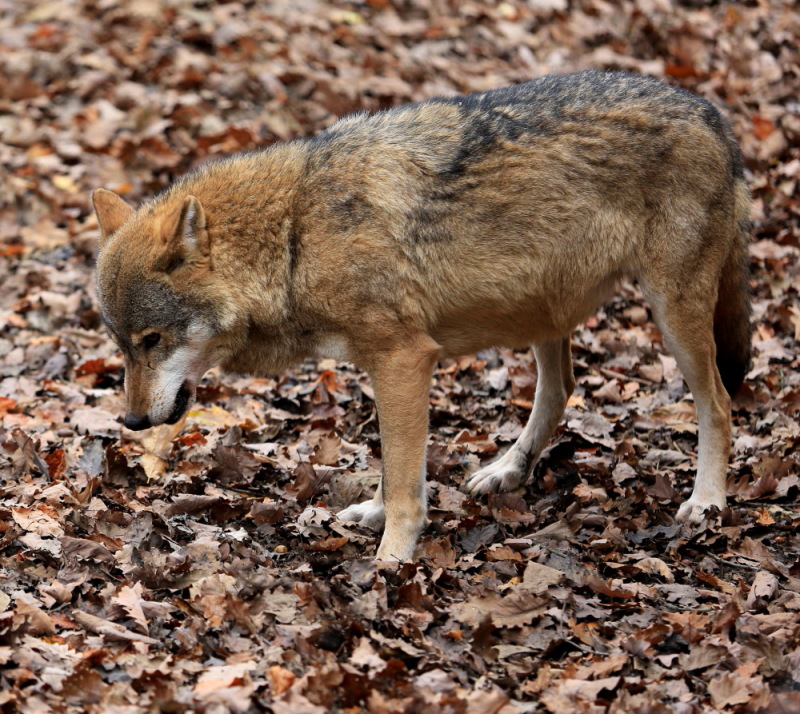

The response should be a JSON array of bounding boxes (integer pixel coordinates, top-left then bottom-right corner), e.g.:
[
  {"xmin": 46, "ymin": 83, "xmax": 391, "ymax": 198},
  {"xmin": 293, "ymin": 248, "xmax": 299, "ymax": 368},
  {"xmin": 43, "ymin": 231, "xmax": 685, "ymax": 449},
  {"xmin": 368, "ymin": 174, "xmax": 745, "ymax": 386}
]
[{"xmin": 93, "ymin": 189, "xmax": 234, "ymax": 430}]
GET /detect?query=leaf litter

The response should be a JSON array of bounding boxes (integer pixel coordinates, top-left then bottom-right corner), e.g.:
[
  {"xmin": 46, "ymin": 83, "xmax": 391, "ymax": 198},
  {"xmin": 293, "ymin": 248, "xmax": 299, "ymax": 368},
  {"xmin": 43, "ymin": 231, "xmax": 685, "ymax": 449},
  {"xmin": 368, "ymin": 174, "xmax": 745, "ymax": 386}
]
[{"xmin": 1, "ymin": 0, "xmax": 799, "ymax": 712}]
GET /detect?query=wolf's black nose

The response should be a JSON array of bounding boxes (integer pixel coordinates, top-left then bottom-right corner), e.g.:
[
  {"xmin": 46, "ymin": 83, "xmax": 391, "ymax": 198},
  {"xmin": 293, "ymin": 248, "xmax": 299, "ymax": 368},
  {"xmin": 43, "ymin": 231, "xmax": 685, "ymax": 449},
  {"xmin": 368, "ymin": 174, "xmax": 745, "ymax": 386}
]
[{"xmin": 123, "ymin": 414, "xmax": 151, "ymax": 431}]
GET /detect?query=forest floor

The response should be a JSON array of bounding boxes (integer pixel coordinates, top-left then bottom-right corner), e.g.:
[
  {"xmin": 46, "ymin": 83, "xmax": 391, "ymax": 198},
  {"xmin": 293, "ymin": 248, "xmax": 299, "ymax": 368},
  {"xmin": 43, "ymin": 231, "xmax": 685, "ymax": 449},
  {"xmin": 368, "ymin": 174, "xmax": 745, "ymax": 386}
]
[{"xmin": 0, "ymin": 0, "xmax": 799, "ymax": 712}]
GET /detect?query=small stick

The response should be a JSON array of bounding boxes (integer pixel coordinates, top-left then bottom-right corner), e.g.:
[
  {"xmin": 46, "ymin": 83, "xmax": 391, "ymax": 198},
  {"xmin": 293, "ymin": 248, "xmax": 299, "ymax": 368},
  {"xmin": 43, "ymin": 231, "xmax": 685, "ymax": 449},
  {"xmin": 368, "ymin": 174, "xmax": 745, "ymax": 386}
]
[
  {"xmin": 709, "ymin": 553, "xmax": 759, "ymax": 571},
  {"xmin": 598, "ymin": 367, "xmax": 656, "ymax": 386}
]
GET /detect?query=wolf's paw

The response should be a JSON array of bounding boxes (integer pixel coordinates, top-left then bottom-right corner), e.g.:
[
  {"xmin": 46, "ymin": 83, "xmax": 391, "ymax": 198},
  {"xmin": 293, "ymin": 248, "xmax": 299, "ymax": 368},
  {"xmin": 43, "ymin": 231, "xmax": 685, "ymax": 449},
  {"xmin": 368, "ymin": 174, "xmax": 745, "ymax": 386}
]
[
  {"xmin": 676, "ymin": 496, "xmax": 725, "ymax": 523},
  {"xmin": 375, "ymin": 535, "xmax": 416, "ymax": 562},
  {"xmin": 375, "ymin": 516, "xmax": 425, "ymax": 562},
  {"xmin": 464, "ymin": 449, "xmax": 527, "ymax": 495},
  {"xmin": 338, "ymin": 498, "xmax": 385, "ymax": 530}
]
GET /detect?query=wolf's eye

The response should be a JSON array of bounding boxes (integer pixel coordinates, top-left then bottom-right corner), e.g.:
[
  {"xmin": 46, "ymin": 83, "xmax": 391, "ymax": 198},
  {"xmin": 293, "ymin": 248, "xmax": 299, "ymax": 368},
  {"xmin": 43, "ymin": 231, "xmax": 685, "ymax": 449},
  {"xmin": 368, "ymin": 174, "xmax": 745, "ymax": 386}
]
[{"xmin": 142, "ymin": 332, "xmax": 161, "ymax": 349}]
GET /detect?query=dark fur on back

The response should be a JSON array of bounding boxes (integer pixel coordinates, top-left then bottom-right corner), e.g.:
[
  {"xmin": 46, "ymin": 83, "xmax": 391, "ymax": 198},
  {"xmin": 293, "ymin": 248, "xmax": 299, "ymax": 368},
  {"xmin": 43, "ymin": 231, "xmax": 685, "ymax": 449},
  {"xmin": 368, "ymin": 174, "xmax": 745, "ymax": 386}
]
[{"xmin": 313, "ymin": 70, "xmax": 744, "ymax": 182}]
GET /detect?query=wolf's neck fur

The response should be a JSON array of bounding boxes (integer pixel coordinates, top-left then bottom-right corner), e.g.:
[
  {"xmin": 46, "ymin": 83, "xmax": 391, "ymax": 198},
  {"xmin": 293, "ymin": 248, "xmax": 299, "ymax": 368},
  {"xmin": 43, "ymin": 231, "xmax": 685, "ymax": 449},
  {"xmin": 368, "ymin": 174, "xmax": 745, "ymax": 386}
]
[
  {"xmin": 159, "ymin": 143, "xmax": 319, "ymax": 374},
  {"xmin": 177, "ymin": 143, "xmax": 309, "ymax": 318}
]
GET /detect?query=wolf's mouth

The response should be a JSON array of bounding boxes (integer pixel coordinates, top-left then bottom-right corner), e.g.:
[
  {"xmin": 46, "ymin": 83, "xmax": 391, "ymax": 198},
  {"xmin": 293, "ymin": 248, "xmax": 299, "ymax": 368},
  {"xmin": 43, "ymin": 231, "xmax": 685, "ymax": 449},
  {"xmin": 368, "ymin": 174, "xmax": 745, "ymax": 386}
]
[{"xmin": 165, "ymin": 383, "xmax": 193, "ymax": 424}]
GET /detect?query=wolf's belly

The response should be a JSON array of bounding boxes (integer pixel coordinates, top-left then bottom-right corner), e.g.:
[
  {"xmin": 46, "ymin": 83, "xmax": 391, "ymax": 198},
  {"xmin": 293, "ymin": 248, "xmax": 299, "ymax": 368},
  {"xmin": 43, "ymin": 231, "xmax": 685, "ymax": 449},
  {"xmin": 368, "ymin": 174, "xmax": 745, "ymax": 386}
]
[{"xmin": 428, "ymin": 276, "xmax": 622, "ymax": 356}]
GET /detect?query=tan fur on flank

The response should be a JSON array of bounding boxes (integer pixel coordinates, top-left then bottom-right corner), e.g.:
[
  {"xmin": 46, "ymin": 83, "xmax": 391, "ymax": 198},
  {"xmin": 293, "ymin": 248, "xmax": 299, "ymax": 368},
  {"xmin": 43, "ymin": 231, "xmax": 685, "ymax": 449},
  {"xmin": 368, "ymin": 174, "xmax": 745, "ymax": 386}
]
[{"xmin": 94, "ymin": 71, "xmax": 751, "ymax": 561}]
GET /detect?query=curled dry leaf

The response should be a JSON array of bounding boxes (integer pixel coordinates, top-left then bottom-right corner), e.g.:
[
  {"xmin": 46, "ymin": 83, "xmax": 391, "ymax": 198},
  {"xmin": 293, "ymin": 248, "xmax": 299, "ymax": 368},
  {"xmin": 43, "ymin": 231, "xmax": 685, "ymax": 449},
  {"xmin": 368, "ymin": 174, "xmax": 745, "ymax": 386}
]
[
  {"xmin": 71, "ymin": 610, "xmax": 158, "ymax": 645},
  {"xmin": 634, "ymin": 557, "xmax": 676, "ymax": 584},
  {"xmin": 745, "ymin": 571, "xmax": 780, "ymax": 610}
]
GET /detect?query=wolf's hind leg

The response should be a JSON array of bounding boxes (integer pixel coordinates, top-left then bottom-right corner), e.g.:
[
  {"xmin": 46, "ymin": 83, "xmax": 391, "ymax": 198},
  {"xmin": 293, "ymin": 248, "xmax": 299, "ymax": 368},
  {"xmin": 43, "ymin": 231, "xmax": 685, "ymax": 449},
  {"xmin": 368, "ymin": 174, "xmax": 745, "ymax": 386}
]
[
  {"xmin": 647, "ymin": 286, "xmax": 732, "ymax": 522},
  {"xmin": 465, "ymin": 336, "xmax": 573, "ymax": 495}
]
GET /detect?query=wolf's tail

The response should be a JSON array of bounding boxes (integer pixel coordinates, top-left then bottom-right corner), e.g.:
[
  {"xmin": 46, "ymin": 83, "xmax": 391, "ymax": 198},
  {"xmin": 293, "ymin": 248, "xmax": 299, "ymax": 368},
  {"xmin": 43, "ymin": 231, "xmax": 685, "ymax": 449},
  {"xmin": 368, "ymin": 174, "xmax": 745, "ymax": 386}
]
[{"xmin": 714, "ymin": 179, "xmax": 752, "ymax": 396}]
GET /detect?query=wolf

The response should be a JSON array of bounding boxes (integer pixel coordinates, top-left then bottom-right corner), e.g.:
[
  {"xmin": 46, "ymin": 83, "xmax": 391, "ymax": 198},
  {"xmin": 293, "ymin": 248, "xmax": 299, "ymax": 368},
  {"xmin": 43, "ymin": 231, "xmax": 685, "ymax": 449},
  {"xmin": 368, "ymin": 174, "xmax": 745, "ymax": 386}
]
[{"xmin": 93, "ymin": 70, "xmax": 751, "ymax": 561}]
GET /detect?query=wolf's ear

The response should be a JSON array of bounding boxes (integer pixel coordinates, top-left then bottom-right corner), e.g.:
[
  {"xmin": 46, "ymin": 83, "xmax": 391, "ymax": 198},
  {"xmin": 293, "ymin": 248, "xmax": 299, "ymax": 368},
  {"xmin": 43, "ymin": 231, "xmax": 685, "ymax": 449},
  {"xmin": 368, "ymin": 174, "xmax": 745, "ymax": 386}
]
[
  {"xmin": 171, "ymin": 195, "xmax": 210, "ymax": 261},
  {"xmin": 92, "ymin": 189, "xmax": 134, "ymax": 245}
]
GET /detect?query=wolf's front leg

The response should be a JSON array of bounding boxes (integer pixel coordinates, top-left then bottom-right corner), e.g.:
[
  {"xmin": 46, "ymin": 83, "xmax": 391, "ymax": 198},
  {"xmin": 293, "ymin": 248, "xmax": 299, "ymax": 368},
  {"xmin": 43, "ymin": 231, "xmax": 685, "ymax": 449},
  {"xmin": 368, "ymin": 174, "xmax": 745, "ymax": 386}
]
[{"xmin": 343, "ymin": 333, "xmax": 440, "ymax": 561}]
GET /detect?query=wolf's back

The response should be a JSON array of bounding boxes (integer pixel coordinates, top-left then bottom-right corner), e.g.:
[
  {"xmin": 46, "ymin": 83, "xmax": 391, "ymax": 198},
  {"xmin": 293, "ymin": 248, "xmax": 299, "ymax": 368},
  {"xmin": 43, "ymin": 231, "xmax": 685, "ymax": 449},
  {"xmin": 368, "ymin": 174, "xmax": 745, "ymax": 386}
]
[{"xmin": 317, "ymin": 71, "xmax": 743, "ymax": 187}]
